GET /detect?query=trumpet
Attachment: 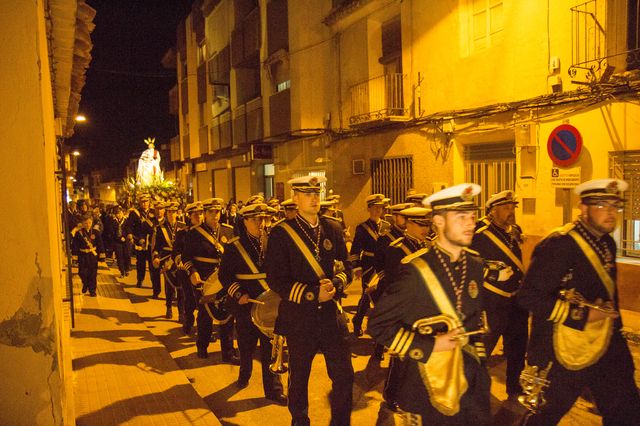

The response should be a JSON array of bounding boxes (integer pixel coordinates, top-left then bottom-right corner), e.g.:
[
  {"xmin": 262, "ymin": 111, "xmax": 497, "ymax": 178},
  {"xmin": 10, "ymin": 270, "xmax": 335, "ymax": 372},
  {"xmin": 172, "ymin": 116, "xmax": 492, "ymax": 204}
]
[
  {"xmin": 484, "ymin": 259, "xmax": 508, "ymax": 271},
  {"xmin": 412, "ymin": 311, "xmax": 489, "ymax": 341},
  {"xmin": 270, "ymin": 334, "xmax": 288, "ymax": 375},
  {"xmin": 518, "ymin": 361, "xmax": 553, "ymax": 413},
  {"xmin": 559, "ymin": 288, "xmax": 619, "ymax": 316}
]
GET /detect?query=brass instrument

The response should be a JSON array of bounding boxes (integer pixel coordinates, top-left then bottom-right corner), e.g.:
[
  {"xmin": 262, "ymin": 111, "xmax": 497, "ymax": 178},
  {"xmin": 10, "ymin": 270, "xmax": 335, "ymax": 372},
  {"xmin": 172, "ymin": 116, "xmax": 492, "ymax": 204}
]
[
  {"xmin": 250, "ymin": 290, "xmax": 288, "ymax": 375},
  {"xmin": 412, "ymin": 311, "xmax": 489, "ymax": 342},
  {"xmin": 518, "ymin": 362, "xmax": 553, "ymax": 413},
  {"xmin": 559, "ymin": 288, "xmax": 619, "ymax": 317},
  {"xmin": 484, "ymin": 259, "xmax": 508, "ymax": 271}
]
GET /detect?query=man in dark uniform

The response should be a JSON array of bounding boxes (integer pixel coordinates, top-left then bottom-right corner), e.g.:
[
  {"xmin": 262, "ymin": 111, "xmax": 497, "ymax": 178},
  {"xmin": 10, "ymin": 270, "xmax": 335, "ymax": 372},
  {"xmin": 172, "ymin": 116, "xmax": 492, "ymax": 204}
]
[
  {"xmin": 219, "ymin": 203, "xmax": 286, "ymax": 405},
  {"xmin": 265, "ymin": 175, "xmax": 354, "ymax": 426},
  {"xmin": 183, "ymin": 198, "xmax": 238, "ymax": 363},
  {"xmin": 111, "ymin": 206, "xmax": 129, "ymax": 278},
  {"xmin": 149, "ymin": 201, "xmax": 166, "ymax": 298},
  {"xmin": 125, "ymin": 194, "xmax": 154, "ymax": 288},
  {"xmin": 153, "ymin": 201, "xmax": 186, "ymax": 319},
  {"xmin": 173, "ymin": 202, "xmax": 203, "ymax": 334},
  {"xmin": 72, "ymin": 213, "xmax": 106, "ymax": 297},
  {"xmin": 350, "ymin": 193, "xmax": 390, "ymax": 337},
  {"xmin": 471, "ymin": 190, "xmax": 528, "ymax": 400},
  {"xmin": 518, "ymin": 179, "xmax": 640, "ymax": 425},
  {"xmin": 375, "ymin": 206, "xmax": 432, "ymax": 415},
  {"xmin": 281, "ymin": 198, "xmax": 297, "ymax": 220},
  {"xmin": 373, "ymin": 202, "xmax": 414, "ymax": 292},
  {"xmin": 369, "ymin": 184, "xmax": 491, "ymax": 425}
]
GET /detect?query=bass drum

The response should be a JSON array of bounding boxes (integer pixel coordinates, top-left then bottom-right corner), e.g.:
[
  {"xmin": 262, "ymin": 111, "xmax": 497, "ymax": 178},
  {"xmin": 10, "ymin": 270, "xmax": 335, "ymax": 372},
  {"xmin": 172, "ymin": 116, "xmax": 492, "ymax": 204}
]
[{"xmin": 251, "ymin": 290, "xmax": 282, "ymax": 338}]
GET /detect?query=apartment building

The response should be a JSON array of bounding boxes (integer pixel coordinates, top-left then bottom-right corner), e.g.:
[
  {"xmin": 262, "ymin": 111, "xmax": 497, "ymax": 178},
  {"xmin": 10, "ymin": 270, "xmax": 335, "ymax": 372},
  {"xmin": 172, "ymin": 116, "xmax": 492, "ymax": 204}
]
[{"xmin": 170, "ymin": 0, "xmax": 640, "ymax": 266}]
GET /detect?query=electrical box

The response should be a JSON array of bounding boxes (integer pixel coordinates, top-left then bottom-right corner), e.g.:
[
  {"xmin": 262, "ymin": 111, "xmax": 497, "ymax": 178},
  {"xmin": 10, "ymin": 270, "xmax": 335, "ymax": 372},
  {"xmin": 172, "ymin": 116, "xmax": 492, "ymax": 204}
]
[{"xmin": 549, "ymin": 56, "xmax": 560, "ymax": 74}]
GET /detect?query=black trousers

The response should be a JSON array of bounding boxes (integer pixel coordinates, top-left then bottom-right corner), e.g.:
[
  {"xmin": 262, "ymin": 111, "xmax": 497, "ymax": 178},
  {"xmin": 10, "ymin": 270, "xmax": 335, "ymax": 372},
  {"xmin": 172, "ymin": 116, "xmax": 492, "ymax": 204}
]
[
  {"xmin": 135, "ymin": 248, "xmax": 151, "ymax": 284},
  {"xmin": 180, "ymin": 270, "xmax": 196, "ymax": 330},
  {"xmin": 164, "ymin": 270, "xmax": 183, "ymax": 311},
  {"xmin": 150, "ymin": 264, "xmax": 161, "ymax": 296},
  {"xmin": 114, "ymin": 242, "xmax": 128, "ymax": 275},
  {"xmin": 527, "ymin": 333, "xmax": 640, "ymax": 426},
  {"xmin": 483, "ymin": 291, "xmax": 529, "ymax": 396},
  {"xmin": 235, "ymin": 307, "xmax": 283, "ymax": 396},
  {"xmin": 196, "ymin": 301, "xmax": 235, "ymax": 355},
  {"xmin": 286, "ymin": 309, "xmax": 354, "ymax": 426},
  {"xmin": 78, "ymin": 257, "xmax": 98, "ymax": 294}
]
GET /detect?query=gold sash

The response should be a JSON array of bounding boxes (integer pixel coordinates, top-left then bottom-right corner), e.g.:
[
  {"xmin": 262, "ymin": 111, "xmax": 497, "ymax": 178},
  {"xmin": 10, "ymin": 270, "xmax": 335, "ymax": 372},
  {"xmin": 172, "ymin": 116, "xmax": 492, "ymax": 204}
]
[
  {"xmin": 232, "ymin": 240, "xmax": 269, "ymax": 291},
  {"xmin": 361, "ymin": 222, "xmax": 379, "ymax": 241},
  {"xmin": 280, "ymin": 222, "xmax": 343, "ymax": 313},
  {"xmin": 194, "ymin": 225, "xmax": 224, "ymax": 253},
  {"xmin": 553, "ymin": 230, "xmax": 615, "ymax": 370},
  {"xmin": 481, "ymin": 229, "xmax": 524, "ymax": 272},
  {"xmin": 411, "ymin": 257, "xmax": 468, "ymax": 416}
]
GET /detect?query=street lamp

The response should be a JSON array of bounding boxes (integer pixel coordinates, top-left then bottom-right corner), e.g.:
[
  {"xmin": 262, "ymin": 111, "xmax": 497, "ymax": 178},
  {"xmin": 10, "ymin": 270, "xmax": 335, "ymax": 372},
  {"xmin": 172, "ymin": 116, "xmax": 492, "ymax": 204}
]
[
  {"xmin": 72, "ymin": 150, "xmax": 80, "ymax": 156},
  {"xmin": 75, "ymin": 114, "xmax": 87, "ymax": 122}
]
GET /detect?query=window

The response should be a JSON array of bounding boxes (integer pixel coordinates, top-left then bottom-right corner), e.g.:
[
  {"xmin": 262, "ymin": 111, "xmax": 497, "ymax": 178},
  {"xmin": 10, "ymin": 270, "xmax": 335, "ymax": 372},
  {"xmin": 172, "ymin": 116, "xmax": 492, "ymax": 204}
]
[
  {"xmin": 371, "ymin": 156, "xmax": 413, "ymax": 204},
  {"xmin": 471, "ymin": 0, "xmax": 503, "ymax": 51},
  {"xmin": 197, "ymin": 41, "xmax": 207, "ymax": 65},
  {"xmin": 264, "ymin": 163, "xmax": 275, "ymax": 199},
  {"xmin": 464, "ymin": 142, "xmax": 516, "ymax": 212},
  {"xmin": 610, "ymin": 150, "xmax": 640, "ymax": 256}
]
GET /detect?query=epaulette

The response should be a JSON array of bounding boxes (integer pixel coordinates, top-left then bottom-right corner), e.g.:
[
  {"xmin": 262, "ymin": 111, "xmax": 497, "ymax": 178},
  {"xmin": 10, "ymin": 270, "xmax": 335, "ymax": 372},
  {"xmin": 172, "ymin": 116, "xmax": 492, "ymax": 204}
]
[
  {"xmin": 544, "ymin": 222, "xmax": 575, "ymax": 239},
  {"xmin": 227, "ymin": 236, "xmax": 240, "ymax": 244},
  {"xmin": 475, "ymin": 225, "xmax": 489, "ymax": 234},
  {"xmin": 463, "ymin": 247, "xmax": 480, "ymax": 256},
  {"xmin": 390, "ymin": 237, "xmax": 405, "ymax": 247},
  {"xmin": 401, "ymin": 247, "xmax": 429, "ymax": 264},
  {"xmin": 221, "ymin": 223, "xmax": 234, "ymax": 229},
  {"xmin": 322, "ymin": 214, "xmax": 341, "ymax": 222}
]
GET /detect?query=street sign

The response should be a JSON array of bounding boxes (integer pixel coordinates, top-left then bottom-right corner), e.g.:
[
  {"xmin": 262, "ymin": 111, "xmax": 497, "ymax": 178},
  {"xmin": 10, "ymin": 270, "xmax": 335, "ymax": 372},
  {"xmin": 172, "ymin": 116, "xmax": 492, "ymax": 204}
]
[
  {"xmin": 547, "ymin": 124, "xmax": 582, "ymax": 167},
  {"xmin": 550, "ymin": 167, "xmax": 581, "ymax": 188},
  {"xmin": 251, "ymin": 143, "xmax": 273, "ymax": 160}
]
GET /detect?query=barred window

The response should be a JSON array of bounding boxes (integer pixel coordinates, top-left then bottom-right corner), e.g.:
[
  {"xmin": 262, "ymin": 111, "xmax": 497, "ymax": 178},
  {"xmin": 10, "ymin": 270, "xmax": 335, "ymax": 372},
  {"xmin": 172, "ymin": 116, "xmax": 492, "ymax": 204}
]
[
  {"xmin": 610, "ymin": 150, "xmax": 640, "ymax": 256},
  {"xmin": 371, "ymin": 156, "xmax": 413, "ymax": 205},
  {"xmin": 464, "ymin": 142, "xmax": 516, "ymax": 213}
]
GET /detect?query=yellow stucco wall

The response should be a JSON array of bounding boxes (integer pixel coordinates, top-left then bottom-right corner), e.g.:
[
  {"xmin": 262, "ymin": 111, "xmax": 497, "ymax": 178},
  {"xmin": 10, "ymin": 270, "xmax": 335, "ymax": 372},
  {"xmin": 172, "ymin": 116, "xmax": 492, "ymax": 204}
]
[{"xmin": 0, "ymin": 1, "xmax": 68, "ymax": 423}]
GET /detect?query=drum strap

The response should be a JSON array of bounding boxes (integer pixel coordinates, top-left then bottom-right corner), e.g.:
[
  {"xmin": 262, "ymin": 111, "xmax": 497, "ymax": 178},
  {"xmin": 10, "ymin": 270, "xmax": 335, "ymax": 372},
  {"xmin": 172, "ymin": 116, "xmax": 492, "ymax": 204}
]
[{"xmin": 232, "ymin": 240, "xmax": 269, "ymax": 291}]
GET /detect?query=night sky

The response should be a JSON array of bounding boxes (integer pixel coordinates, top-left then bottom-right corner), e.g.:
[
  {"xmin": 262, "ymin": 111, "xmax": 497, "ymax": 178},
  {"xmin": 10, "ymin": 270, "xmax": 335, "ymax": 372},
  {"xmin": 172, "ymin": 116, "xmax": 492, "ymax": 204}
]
[{"xmin": 72, "ymin": 0, "xmax": 193, "ymax": 175}]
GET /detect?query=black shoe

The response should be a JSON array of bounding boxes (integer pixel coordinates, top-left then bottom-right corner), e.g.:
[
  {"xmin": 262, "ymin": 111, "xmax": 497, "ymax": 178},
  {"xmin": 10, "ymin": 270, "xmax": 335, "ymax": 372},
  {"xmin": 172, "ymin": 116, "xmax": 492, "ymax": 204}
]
[
  {"xmin": 197, "ymin": 348, "xmax": 208, "ymax": 359},
  {"xmin": 236, "ymin": 379, "xmax": 249, "ymax": 389},
  {"xmin": 183, "ymin": 323, "xmax": 193, "ymax": 335},
  {"xmin": 353, "ymin": 327, "xmax": 363, "ymax": 337},
  {"xmin": 222, "ymin": 353, "xmax": 241, "ymax": 365},
  {"xmin": 165, "ymin": 308, "xmax": 173, "ymax": 319},
  {"xmin": 266, "ymin": 392, "xmax": 287, "ymax": 405},
  {"xmin": 136, "ymin": 281, "xmax": 142, "ymax": 288},
  {"xmin": 152, "ymin": 293, "xmax": 159, "ymax": 299},
  {"xmin": 89, "ymin": 292, "xmax": 97, "ymax": 297},
  {"xmin": 82, "ymin": 285, "xmax": 88, "ymax": 294}
]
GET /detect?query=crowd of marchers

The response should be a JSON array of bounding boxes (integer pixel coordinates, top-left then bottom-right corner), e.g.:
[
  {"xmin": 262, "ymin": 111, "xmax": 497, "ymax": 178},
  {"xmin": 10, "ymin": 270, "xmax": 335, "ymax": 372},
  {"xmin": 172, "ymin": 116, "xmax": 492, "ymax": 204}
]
[{"xmin": 66, "ymin": 176, "xmax": 640, "ymax": 426}]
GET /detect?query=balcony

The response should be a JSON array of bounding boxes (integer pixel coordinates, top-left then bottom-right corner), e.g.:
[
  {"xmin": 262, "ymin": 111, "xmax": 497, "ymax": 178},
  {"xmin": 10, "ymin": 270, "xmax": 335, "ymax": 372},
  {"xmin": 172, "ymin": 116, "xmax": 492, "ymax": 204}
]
[
  {"xmin": 569, "ymin": 0, "xmax": 640, "ymax": 85},
  {"xmin": 348, "ymin": 73, "xmax": 408, "ymax": 127}
]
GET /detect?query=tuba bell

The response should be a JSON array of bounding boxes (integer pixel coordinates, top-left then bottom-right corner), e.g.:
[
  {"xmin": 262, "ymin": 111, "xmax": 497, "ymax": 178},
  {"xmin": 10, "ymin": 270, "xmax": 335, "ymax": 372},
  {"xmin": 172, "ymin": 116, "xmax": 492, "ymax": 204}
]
[{"xmin": 250, "ymin": 289, "xmax": 288, "ymax": 375}]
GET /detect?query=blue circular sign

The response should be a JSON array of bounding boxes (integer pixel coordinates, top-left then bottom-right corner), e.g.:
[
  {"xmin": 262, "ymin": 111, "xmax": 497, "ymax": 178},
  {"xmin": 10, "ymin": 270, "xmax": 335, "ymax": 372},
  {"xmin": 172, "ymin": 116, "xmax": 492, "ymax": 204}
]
[{"xmin": 547, "ymin": 124, "xmax": 582, "ymax": 167}]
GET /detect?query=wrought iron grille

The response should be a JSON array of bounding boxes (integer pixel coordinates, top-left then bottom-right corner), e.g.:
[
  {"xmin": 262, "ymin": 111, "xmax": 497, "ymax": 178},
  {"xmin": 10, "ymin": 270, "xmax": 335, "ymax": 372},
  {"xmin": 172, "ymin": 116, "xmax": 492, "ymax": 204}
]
[
  {"xmin": 464, "ymin": 142, "xmax": 516, "ymax": 213},
  {"xmin": 349, "ymin": 73, "xmax": 406, "ymax": 126},
  {"xmin": 371, "ymin": 156, "xmax": 413, "ymax": 205}
]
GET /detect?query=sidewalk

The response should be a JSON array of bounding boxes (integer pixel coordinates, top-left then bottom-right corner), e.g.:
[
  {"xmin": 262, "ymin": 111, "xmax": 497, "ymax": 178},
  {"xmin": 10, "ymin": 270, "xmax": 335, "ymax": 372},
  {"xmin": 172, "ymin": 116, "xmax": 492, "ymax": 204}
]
[{"xmin": 70, "ymin": 265, "xmax": 220, "ymax": 426}]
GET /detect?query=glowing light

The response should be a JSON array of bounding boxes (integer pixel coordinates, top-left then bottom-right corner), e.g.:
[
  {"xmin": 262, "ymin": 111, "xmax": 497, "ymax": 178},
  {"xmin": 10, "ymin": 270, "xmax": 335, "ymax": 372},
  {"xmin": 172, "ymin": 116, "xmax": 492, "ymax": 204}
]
[
  {"xmin": 75, "ymin": 115, "xmax": 87, "ymax": 122},
  {"xmin": 72, "ymin": 150, "xmax": 80, "ymax": 156}
]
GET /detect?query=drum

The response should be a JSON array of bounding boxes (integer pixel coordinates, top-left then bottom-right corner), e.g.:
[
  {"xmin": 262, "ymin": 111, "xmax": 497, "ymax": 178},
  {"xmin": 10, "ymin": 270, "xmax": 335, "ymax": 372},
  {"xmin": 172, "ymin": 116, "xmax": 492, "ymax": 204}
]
[{"xmin": 251, "ymin": 290, "xmax": 282, "ymax": 338}]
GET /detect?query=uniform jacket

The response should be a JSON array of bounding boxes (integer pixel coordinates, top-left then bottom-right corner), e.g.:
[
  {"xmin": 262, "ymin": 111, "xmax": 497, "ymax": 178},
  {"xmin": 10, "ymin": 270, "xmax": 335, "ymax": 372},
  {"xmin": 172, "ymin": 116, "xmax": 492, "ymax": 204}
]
[
  {"xmin": 349, "ymin": 218, "xmax": 390, "ymax": 281},
  {"xmin": 471, "ymin": 221, "xmax": 524, "ymax": 297},
  {"xmin": 71, "ymin": 228, "xmax": 106, "ymax": 266},
  {"xmin": 518, "ymin": 220, "xmax": 622, "ymax": 369},
  {"xmin": 152, "ymin": 220, "xmax": 186, "ymax": 268},
  {"xmin": 265, "ymin": 214, "xmax": 352, "ymax": 338},
  {"xmin": 182, "ymin": 222, "xmax": 225, "ymax": 281},
  {"xmin": 368, "ymin": 245, "xmax": 486, "ymax": 415},
  {"xmin": 125, "ymin": 208, "xmax": 154, "ymax": 250}
]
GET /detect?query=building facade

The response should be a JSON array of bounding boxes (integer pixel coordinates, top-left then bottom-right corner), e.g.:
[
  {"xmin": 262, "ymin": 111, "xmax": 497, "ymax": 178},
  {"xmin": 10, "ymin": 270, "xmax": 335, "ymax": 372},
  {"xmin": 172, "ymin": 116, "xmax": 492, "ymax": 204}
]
[{"xmin": 171, "ymin": 0, "xmax": 640, "ymax": 308}]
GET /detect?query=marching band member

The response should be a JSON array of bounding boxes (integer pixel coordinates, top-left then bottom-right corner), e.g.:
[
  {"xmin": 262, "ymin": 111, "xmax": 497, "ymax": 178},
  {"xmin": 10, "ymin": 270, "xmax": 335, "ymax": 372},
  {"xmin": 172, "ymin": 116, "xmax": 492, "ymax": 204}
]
[
  {"xmin": 518, "ymin": 179, "xmax": 640, "ymax": 424},
  {"xmin": 125, "ymin": 194, "xmax": 154, "ymax": 288},
  {"xmin": 471, "ymin": 190, "xmax": 528, "ymax": 400},
  {"xmin": 369, "ymin": 184, "xmax": 490, "ymax": 425},
  {"xmin": 219, "ymin": 202, "xmax": 286, "ymax": 405},
  {"xmin": 265, "ymin": 175, "xmax": 354, "ymax": 426},
  {"xmin": 72, "ymin": 212, "xmax": 106, "ymax": 297},
  {"xmin": 183, "ymin": 198, "xmax": 238, "ymax": 363}
]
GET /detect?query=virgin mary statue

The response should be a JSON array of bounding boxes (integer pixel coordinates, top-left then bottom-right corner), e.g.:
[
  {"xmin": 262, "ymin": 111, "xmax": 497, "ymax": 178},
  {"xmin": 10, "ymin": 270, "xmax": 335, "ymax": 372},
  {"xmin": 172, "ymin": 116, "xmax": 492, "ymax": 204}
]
[{"xmin": 136, "ymin": 137, "xmax": 163, "ymax": 186}]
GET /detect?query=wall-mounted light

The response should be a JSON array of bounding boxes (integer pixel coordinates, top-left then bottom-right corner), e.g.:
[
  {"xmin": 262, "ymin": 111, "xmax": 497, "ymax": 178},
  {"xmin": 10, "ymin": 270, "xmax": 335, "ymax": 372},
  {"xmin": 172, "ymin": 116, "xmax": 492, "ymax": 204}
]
[
  {"xmin": 72, "ymin": 150, "xmax": 80, "ymax": 156},
  {"xmin": 75, "ymin": 115, "xmax": 87, "ymax": 122}
]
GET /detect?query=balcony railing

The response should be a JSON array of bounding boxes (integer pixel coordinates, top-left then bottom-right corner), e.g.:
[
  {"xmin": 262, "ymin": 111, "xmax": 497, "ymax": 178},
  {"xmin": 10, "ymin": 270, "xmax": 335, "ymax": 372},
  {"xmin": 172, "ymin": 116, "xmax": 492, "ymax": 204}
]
[
  {"xmin": 349, "ymin": 73, "xmax": 407, "ymax": 127},
  {"xmin": 569, "ymin": 0, "xmax": 640, "ymax": 84}
]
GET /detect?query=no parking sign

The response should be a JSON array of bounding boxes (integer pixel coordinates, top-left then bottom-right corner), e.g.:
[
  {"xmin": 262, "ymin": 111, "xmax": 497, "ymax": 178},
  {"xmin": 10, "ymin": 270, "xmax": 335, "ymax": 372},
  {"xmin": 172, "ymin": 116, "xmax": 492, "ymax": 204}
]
[{"xmin": 547, "ymin": 124, "xmax": 583, "ymax": 167}]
